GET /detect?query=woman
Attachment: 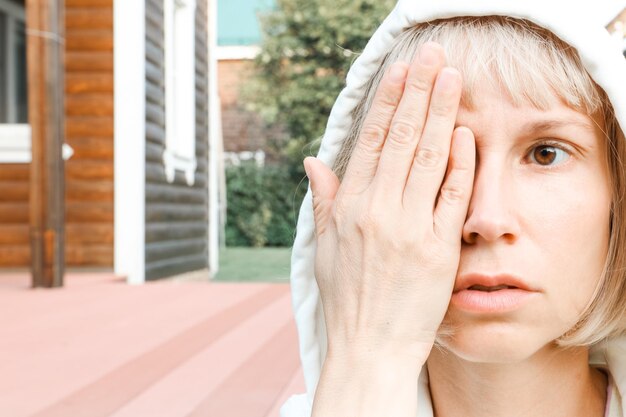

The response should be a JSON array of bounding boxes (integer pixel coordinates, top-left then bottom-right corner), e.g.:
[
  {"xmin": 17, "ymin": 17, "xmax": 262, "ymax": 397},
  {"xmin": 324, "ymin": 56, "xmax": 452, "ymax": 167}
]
[{"xmin": 282, "ymin": 1, "xmax": 626, "ymax": 416}]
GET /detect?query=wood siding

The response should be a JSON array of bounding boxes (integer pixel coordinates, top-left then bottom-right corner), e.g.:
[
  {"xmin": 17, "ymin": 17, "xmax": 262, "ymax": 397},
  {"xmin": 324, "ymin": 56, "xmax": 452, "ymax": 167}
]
[
  {"xmin": 0, "ymin": 164, "xmax": 29, "ymax": 266},
  {"xmin": 144, "ymin": 0, "xmax": 209, "ymax": 280},
  {"xmin": 0, "ymin": 0, "xmax": 114, "ymax": 267},
  {"xmin": 65, "ymin": 0, "xmax": 115, "ymax": 267}
]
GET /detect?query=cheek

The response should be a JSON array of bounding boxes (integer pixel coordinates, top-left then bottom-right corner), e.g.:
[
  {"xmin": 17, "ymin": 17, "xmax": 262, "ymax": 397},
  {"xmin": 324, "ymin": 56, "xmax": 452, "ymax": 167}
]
[{"xmin": 518, "ymin": 171, "xmax": 611, "ymax": 313}]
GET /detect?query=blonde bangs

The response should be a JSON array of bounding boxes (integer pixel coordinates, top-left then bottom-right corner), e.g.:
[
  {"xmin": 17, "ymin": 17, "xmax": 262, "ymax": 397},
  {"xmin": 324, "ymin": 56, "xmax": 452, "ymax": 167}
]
[{"xmin": 393, "ymin": 16, "xmax": 605, "ymax": 114}]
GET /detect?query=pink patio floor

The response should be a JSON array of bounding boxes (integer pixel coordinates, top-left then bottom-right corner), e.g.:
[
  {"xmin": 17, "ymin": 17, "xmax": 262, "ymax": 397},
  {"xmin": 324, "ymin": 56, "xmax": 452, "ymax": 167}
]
[{"xmin": 0, "ymin": 272, "xmax": 306, "ymax": 417}]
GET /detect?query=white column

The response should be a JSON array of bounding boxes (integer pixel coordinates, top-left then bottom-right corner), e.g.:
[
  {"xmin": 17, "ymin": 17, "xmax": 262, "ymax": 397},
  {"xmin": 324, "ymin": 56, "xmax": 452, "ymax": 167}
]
[
  {"xmin": 207, "ymin": 0, "xmax": 223, "ymax": 278},
  {"xmin": 114, "ymin": 0, "xmax": 146, "ymax": 284}
]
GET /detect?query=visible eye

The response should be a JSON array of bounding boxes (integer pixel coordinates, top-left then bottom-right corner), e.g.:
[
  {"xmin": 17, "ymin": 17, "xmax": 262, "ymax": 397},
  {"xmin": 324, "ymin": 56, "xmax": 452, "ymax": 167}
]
[{"xmin": 527, "ymin": 141, "xmax": 571, "ymax": 167}]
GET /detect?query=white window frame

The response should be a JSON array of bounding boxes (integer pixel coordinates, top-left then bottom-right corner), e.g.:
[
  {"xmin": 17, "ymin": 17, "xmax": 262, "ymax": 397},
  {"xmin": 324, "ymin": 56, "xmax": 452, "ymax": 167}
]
[
  {"xmin": 0, "ymin": 124, "xmax": 30, "ymax": 163},
  {"xmin": 163, "ymin": 0, "xmax": 197, "ymax": 186},
  {"xmin": 0, "ymin": 1, "xmax": 28, "ymax": 164}
]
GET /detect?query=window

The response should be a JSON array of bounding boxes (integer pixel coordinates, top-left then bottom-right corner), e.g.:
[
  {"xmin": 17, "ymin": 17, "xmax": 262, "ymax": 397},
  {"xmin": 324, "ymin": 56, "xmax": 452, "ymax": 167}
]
[
  {"xmin": 0, "ymin": 0, "xmax": 29, "ymax": 163},
  {"xmin": 163, "ymin": 0, "xmax": 197, "ymax": 186},
  {"xmin": 0, "ymin": 1, "xmax": 27, "ymax": 124}
]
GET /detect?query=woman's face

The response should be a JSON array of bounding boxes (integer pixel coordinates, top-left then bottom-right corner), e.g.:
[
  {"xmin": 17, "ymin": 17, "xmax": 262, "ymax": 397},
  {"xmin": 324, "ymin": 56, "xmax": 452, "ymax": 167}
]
[{"xmin": 439, "ymin": 81, "xmax": 612, "ymax": 363}]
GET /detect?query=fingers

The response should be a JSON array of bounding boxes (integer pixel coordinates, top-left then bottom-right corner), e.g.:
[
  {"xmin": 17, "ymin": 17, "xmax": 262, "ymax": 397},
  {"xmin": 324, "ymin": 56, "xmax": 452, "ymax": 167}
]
[
  {"xmin": 432, "ymin": 127, "xmax": 476, "ymax": 244},
  {"xmin": 372, "ymin": 42, "xmax": 445, "ymax": 198},
  {"xmin": 304, "ymin": 157, "xmax": 341, "ymax": 238},
  {"xmin": 341, "ymin": 62, "xmax": 409, "ymax": 195},
  {"xmin": 403, "ymin": 67, "xmax": 462, "ymax": 215}
]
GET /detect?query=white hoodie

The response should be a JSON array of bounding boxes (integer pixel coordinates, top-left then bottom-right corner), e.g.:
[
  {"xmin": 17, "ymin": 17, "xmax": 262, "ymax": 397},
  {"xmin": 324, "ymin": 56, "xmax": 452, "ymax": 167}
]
[{"xmin": 281, "ymin": 1, "xmax": 626, "ymax": 416}]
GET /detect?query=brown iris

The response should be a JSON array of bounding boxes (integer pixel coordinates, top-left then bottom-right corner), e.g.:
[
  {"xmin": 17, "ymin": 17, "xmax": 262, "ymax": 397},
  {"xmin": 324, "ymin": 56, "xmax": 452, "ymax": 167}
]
[{"xmin": 533, "ymin": 146, "xmax": 557, "ymax": 165}]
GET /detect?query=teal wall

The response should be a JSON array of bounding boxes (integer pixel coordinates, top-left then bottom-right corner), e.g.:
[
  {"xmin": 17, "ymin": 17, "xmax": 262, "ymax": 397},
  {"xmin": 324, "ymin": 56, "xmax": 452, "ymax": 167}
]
[{"xmin": 218, "ymin": 0, "xmax": 275, "ymax": 46}]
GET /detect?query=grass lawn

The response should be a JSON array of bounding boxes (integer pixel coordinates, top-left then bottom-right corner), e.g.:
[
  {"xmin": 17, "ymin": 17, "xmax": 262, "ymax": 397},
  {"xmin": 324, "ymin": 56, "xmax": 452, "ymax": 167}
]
[{"xmin": 213, "ymin": 246, "xmax": 293, "ymax": 283}]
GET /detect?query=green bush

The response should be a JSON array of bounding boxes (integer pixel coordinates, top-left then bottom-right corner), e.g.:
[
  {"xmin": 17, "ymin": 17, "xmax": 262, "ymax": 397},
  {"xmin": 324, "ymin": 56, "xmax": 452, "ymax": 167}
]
[{"xmin": 225, "ymin": 162, "xmax": 305, "ymax": 247}]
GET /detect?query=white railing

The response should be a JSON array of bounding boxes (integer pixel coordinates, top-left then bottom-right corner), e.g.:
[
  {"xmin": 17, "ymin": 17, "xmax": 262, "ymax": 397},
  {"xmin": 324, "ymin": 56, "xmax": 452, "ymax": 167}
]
[{"xmin": 223, "ymin": 150, "xmax": 265, "ymax": 167}]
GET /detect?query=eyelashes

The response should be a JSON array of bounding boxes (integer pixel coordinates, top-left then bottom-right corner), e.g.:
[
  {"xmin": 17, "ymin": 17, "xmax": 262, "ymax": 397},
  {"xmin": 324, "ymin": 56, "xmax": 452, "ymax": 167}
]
[{"xmin": 524, "ymin": 140, "xmax": 572, "ymax": 169}]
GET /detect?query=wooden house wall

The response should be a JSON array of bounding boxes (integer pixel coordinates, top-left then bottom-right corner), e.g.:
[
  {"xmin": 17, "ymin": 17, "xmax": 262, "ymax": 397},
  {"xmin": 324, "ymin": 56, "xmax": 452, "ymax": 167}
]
[
  {"xmin": 144, "ymin": 0, "xmax": 209, "ymax": 280},
  {"xmin": 64, "ymin": 0, "xmax": 114, "ymax": 266},
  {"xmin": 0, "ymin": 0, "xmax": 114, "ymax": 268},
  {"xmin": 0, "ymin": 163, "xmax": 29, "ymax": 266}
]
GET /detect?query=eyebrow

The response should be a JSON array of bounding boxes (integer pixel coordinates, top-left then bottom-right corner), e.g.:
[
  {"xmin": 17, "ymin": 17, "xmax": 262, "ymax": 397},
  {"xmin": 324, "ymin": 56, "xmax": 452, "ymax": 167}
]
[{"xmin": 522, "ymin": 119, "xmax": 597, "ymax": 135}]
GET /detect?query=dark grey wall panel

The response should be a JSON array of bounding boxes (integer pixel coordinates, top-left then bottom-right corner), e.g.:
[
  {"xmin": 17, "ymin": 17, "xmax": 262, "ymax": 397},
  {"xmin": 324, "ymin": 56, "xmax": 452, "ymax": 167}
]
[{"xmin": 144, "ymin": 0, "xmax": 210, "ymax": 280}]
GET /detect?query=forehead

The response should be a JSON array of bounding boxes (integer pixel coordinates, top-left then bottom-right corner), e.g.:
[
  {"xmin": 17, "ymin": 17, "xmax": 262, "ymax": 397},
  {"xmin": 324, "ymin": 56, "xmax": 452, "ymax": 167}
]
[
  {"xmin": 458, "ymin": 79, "xmax": 579, "ymax": 118},
  {"xmin": 456, "ymin": 82, "xmax": 604, "ymax": 146}
]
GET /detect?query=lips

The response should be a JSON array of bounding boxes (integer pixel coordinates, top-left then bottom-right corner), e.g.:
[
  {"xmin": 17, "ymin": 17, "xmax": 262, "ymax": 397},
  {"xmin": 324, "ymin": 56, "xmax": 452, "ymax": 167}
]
[
  {"xmin": 453, "ymin": 273, "xmax": 537, "ymax": 294},
  {"xmin": 451, "ymin": 273, "xmax": 539, "ymax": 313},
  {"xmin": 467, "ymin": 284, "xmax": 516, "ymax": 292}
]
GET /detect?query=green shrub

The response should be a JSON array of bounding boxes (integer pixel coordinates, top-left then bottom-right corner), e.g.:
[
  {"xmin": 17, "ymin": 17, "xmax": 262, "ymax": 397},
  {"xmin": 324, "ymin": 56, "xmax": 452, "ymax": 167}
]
[{"xmin": 225, "ymin": 162, "xmax": 305, "ymax": 247}]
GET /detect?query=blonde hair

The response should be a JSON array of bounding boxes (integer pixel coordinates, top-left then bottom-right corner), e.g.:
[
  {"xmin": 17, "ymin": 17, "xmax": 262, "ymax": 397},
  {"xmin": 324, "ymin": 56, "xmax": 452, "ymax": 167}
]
[{"xmin": 331, "ymin": 16, "xmax": 626, "ymax": 346}]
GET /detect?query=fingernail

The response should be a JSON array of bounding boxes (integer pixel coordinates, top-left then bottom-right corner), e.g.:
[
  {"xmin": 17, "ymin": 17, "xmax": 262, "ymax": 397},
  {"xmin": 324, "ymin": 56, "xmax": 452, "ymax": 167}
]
[
  {"xmin": 419, "ymin": 42, "xmax": 440, "ymax": 66},
  {"xmin": 388, "ymin": 62, "xmax": 407, "ymax": 84}
]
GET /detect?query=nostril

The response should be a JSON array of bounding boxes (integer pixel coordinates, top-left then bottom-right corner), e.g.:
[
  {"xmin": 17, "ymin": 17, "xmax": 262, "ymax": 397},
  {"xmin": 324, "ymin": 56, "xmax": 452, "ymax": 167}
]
[
  {"xmin": 463, "ymin": 231, "xmax": 479, "ymax": 244},
  {"xmin": 502, "ymin": 232, "xmax": 517, "ymax": 244}
]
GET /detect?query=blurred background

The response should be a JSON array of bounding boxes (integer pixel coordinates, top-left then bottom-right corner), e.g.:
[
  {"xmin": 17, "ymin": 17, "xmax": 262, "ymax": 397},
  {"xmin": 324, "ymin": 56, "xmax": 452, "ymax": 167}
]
[{"xmin": 0, "ymin": 0, "xmax": 624, "ymax": 416}]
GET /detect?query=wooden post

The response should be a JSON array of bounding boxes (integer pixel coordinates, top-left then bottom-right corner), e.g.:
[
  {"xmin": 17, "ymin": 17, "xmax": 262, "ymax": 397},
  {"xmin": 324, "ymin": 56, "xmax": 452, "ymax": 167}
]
[{"xmin": 27, "ymin": 0, "xmax": 65, "ymax": 288}]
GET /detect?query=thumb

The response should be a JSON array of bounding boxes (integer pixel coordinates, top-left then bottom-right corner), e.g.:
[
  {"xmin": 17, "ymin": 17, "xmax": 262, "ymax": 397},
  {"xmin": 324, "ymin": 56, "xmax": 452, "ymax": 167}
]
[{"xmin": 304, "ymin": 157, "xmax": 340, "ymax": 237}]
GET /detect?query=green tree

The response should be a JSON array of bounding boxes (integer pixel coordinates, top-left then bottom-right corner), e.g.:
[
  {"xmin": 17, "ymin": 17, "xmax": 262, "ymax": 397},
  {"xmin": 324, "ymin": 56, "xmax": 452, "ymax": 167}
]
[{"xmin": 246, "ymin": 0, "xmax": 395, "ymax": 181}]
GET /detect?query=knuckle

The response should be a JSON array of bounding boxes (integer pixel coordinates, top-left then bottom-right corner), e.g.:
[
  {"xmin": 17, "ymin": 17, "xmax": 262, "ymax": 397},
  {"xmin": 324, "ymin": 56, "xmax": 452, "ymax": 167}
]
[
  {"xmin": 360, "ymin": 124, "xmax": 386, "ymax": 149},
  {"xmin": 429, "ymin": 101, "xmax": 456, "ymax": 118},
  {"xmin": 355, "ymin": 211, "xmax": 381, "ymax": 236},
  {"xmin": 452, "ymin": 163, "xmax": 473, "ymax": 175},
  {"xmin": 414, "ymin": 147, "xmax": 444, "ymax": 169},
  {"xmin": 389, "ymin": 234, "xmax": 418, "ymax": 255},
  {"xmin": 377, "ymin": 90, "xmax": 400, "ymax": 109},
  {"xmin": 312, "ymin": 197, "xmax": 330, "ymax": 223},
  {"xmin": 439, "ymin": 182, "xmax": 467, "ymax": 202},
  {"xmin": 388, "ymin": 120, "xmax": 416, "ymax": 145},
  {"xmin": 405, "ymin": 76, "xmax": 432, "ymax": 96}
]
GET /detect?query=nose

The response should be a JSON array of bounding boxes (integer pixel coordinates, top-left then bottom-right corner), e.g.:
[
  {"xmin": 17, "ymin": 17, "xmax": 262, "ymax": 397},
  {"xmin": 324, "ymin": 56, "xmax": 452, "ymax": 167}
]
[{"xmin": 461, "ymin": 159, "xmax": 520, "ymax": 245}]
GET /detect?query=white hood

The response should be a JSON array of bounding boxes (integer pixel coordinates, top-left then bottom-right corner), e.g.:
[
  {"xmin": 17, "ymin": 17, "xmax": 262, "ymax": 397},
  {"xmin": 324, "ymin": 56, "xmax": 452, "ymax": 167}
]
[{"xmin": 283, "ymin": 1, "xmax": 626, "ymax": 415}]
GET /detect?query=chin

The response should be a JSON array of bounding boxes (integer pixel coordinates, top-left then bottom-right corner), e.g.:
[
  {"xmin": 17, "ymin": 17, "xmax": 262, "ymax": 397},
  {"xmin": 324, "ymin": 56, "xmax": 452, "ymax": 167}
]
[{"xmin": 434, "ymin": 320, "xmax": 550, "ymax": 364}]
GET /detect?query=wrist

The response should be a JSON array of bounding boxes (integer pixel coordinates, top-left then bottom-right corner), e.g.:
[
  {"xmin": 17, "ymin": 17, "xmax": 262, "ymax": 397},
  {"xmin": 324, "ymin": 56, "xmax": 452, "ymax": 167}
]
[
  {"xmin": 324, "ymin": 350, "xmax": 424, "ymax": 382},
  {"xmin": 326, "ymin": 340, "xmax": 433, "ymax": 368},
  {"xmin": 311, "ymin": 351, "xmax": 423, "ymax": 417}
]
